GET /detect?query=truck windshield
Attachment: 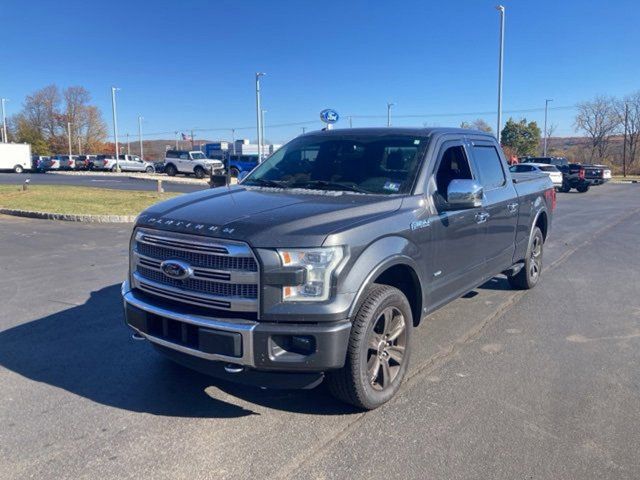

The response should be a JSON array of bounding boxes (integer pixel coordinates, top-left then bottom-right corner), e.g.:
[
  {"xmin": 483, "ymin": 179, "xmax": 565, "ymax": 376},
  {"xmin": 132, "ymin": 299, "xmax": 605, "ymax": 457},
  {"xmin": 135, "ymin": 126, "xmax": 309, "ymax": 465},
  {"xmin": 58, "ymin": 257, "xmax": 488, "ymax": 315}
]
[{"xmin": 242, "ymin": 134, "xmax": 427, "ymax": 194}]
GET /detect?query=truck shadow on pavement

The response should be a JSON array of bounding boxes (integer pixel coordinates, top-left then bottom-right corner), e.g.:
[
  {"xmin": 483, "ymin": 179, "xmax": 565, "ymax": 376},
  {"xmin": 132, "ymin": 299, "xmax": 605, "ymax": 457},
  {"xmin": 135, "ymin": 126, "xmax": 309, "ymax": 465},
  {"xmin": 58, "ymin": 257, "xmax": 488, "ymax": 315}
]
[{"xmin": 0, "ymin": 284, "xmax": 357, "ymax": 418}]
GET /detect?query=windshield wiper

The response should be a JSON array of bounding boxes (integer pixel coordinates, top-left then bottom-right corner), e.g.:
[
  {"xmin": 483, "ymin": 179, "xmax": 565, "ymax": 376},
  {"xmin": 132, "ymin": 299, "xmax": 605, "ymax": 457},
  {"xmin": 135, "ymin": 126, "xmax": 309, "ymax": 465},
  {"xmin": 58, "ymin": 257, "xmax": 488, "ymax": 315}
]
[
  {"xmin": 290, "ymin": 180, "xmax": 371, "ymax": 194},
  {"xmin": 243, "ymin": 178, "xmax": 285, "ymax": 188}
]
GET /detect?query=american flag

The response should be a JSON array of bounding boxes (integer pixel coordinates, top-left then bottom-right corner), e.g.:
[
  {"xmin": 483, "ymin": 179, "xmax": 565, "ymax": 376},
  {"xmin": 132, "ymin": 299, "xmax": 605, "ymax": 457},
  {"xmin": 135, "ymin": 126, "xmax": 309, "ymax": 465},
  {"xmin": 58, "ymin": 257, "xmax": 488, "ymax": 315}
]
[{"xmin": 181, "ymin": 132, "xmax": 192, "ymax": 141}]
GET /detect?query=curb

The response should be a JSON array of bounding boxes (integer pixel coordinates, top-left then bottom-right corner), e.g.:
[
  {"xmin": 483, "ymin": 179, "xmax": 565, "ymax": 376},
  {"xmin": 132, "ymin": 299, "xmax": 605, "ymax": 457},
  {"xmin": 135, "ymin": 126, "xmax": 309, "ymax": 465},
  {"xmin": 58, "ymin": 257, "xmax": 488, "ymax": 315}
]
[
  {"xmin": 126, "ymin": 175, "xmax": 210, "ymax": 185},
  {"xmin": 0, "ymin": 208, "xmax": 136, "ymax": 223}
]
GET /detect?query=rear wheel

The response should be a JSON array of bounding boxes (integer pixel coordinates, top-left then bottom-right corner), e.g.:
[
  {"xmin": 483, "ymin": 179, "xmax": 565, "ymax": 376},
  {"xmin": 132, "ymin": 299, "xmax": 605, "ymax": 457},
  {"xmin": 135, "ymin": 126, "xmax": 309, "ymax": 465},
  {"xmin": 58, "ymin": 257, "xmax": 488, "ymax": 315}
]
[
  {"xmin": 145, "ymin": 166, "xmax": 154, "ymax": 174},
  {"xmin": 508, "ymin": 226, "xmax": 544, "ymax": 290},
  {"xmin": 14, "ymin": 165, "xmax": 24, "ymax": 174},
  {"xmin": 194, "ymin": 166, "xmax": 206, "ymax": 179},
  {"xmin": 558, "ymin": 182, "xmax": 571, "ymax": 193},
  {"xmin": 576, "ymin": 184, "xmax": 590, "ymax": 193},
  {"xmin": 165, "ymin": 164, "xmax": 177, "ymax": 176},
  {"xmin": 326, "ymin": 284, "xmax": 412, "ymax": 410}
]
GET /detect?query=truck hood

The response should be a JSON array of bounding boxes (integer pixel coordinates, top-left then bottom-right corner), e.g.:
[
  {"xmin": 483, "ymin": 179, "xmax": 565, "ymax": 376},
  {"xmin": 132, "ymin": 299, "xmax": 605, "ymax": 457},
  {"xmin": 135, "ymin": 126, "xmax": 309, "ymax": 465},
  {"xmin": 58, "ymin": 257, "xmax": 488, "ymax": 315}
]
[{"xmin": 137, "ymin": 185, "xmax": 402, "ymax": 247}]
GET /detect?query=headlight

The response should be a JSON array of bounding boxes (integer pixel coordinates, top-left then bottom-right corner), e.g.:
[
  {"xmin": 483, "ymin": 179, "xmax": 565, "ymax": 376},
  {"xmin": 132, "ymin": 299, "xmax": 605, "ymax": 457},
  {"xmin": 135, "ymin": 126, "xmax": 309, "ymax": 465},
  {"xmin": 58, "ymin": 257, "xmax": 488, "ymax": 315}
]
[{"xmin": 277, "ymin": 247, "xmax": 344, "ymax": 302}]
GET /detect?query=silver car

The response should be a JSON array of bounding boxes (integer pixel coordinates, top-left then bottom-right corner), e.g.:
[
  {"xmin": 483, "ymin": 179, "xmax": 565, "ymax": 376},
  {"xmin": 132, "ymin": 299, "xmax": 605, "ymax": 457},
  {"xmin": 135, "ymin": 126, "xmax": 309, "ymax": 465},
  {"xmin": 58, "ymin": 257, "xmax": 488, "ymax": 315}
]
[{"xmin": 94, "ymin": 154, "xmax": 155, "ymax": 173}]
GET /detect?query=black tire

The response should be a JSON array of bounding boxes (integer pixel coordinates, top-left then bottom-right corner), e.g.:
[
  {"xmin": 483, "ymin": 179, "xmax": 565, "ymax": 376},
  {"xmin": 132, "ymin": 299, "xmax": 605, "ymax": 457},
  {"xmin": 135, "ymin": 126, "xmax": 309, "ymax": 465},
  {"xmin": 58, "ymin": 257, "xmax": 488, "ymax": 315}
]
[
  {"xmin": 111, "ymin": 165, "xmax": 118, "ymax": 172},
  {"xmin": 14, "ymin": 165, "xmax": 24, "ymax": 174},
  {"xmin": 508, "ymin": 226, "xmax": 544, "ymax": 290},
  {"xmin": 576, "ymin": 184, "xmax": 590, "ymax": 193},
  {"xmin": 230, "ymin": 167, "xmax": 240, "ymax": 178},
  {"xmin": 165, "ymin": 164, "xmax": 177, "ymax": 176},
  {"xmin": 145, "ymin": 166, "xmax": 154, "ymax": 174},
  {"xmin": 326, "ymin": 284, "xmax": 412, "ymax": 410},
  {"xmin": 194, "ymin": 166, "xmax": 206, "ymax": 179},
  {"xmin": 558, "ymin": 182, "xmax": 571, "ymax": 193}
]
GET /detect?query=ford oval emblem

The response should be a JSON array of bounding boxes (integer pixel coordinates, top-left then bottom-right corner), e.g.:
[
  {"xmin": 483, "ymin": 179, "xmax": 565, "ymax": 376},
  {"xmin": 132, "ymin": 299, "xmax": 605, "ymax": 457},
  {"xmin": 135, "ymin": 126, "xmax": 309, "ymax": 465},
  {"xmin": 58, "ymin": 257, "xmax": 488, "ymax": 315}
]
[
  {"xmin": 160, "ymin": 259, "xmax": 193, "ymax": 280},
  {"xmin": 320, "ymin": 109, "xmax": 339, "ymax": 124}
]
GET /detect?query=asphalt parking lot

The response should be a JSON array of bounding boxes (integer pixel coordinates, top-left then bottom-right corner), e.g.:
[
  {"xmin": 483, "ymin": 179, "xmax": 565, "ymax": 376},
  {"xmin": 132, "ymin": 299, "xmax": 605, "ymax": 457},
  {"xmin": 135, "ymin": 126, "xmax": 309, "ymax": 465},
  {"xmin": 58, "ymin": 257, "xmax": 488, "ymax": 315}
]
[
  {"xmin": 0, "ymin": 172, "xmax": 203, "ymax": 194},
  {"xmin": 1, "ymin": 184, "xmax": 639, "ymax": 480}
]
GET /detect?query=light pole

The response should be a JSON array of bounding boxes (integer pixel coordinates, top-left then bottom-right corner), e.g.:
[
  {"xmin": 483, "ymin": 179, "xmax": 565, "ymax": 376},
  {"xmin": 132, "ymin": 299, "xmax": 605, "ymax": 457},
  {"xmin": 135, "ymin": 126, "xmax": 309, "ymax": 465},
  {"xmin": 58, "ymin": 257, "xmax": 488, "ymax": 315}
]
[
  {"xmin": 496, "ymin": 5, "xmax": 505, "ymax": 140},
  {"xmin": 111, "ymin": 87, "xmax": 120, "ymax": 170},
  {"xmin": 261, "ymin": 109, "xmax": 267, "ymax": 156},
  {"xmin": 126, "ymin": 133, "xmax": 131, "ymax": 155},
  {"xmin": 302, "ymin": 127, "xmax": 306, "ymax": 134},
  {"xmin": 386, "ymin": 102, "xmax": 395, "ymax": 127},
  {"xmin": 255, "ymin": 72, "xmax": 266, "ymax": 162},
  {"xmin": 138, "ymin": 116, "xmax": 144, "ymax": 161},
  {"xmin": 67, "ymin": 122, "xmax": 73, "ymax": 158},
  {"xmin": 174, "ymin": 131, "xmax": 179, "ymax": 149},
  {"xmin": 349, "ymin": 116, "xmax": 353, "ymax": 128},
  {"xmin": 543, "ymin": 99, "xmax": 553, "ymax": 156},
  {"xmin": 1, "ymin": 98, "xmax": 8, "ymax": 143},
  {"xmin": 78, "ymin": 135, "xmax": 82, "ymax": 155}
]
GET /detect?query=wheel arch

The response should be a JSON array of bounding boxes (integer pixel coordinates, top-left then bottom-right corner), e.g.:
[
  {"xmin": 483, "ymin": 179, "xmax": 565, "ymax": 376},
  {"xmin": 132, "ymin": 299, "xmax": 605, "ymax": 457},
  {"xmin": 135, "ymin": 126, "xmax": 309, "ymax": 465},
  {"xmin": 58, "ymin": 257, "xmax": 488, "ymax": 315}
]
[{"xmin": 347, "ymin": 250, "xmax": 425, "ymax": 327}]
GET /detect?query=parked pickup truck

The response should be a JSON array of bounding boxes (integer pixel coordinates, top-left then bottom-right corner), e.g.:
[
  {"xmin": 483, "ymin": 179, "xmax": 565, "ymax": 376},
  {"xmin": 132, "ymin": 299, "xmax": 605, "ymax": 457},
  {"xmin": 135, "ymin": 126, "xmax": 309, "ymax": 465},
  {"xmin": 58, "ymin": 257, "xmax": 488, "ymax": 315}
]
[
  {"xmin": 122, "ymin": 128, "xmax": 555, "ymax": 409},
  {"xmin": 521, "ymin": 156, "xmax": 611, "ymax": 193}
]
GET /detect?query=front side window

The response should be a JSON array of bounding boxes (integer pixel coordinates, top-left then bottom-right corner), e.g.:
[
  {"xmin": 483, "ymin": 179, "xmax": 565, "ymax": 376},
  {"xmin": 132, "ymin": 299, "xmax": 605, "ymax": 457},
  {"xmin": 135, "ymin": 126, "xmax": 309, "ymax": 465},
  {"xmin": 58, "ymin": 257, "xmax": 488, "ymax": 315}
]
[
  {"xmin": 472, "ymin": 145, "xmax": 506, "ymax": 190},
  {"xmin": 243, "ymin": 134, "xmax": 428, "ymax": 195},
  {"xmin": 434, "ymin": 145, "xmax": 473, "ymax": 200},
  {"xmin": 190, "ymin": 152, "xmax": 206, "ymax": 160}
]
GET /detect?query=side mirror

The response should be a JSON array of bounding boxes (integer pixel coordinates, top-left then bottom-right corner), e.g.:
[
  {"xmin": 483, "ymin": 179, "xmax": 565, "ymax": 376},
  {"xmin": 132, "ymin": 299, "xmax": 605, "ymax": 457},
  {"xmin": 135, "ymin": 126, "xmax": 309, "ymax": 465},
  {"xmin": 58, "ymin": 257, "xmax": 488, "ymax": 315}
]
[
  {"xmin": 446, "ymin": 179, "xmax": 483, "ymax": 209},
  {"xmin": 238, "ymin": 171, "xmax": 249, "ymax": 182}
]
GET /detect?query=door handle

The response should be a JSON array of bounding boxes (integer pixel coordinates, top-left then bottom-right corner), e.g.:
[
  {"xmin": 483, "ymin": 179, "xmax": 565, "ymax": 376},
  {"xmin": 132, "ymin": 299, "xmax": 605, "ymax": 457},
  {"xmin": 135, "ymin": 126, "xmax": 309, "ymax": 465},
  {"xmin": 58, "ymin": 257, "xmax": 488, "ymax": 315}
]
[
  {"xmin": 507, "ymin": 202, "xmax": 519, "ymax": 213},
  {"xmin": 475, "ymin": 212, "xmax": 490, "ymax": 224}
]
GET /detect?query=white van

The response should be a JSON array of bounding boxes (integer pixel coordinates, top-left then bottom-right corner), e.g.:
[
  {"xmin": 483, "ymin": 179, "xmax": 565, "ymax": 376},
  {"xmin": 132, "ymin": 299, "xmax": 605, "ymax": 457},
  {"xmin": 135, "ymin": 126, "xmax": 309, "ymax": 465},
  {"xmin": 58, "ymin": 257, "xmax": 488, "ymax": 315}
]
[{"xmin": 0, "ymin": 143, "xmax": 31, "ymax": 173}]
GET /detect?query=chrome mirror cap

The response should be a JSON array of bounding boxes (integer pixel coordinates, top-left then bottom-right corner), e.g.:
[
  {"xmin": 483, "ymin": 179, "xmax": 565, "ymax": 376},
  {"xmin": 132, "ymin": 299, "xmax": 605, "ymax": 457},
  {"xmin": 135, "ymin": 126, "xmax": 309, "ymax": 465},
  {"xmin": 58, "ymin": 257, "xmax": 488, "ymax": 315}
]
[{"xmin": 447, "ymin": 179, "xmax": 483, "ymax": 209}]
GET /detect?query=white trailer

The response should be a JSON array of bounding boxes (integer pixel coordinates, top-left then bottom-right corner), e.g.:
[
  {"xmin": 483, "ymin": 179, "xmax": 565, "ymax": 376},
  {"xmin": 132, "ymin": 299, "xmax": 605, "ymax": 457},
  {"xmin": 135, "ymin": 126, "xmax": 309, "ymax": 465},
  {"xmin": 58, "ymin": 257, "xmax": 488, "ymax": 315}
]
[{"xmin": 0, "ymin": 143, "xmax": 31, "ymax": 173}]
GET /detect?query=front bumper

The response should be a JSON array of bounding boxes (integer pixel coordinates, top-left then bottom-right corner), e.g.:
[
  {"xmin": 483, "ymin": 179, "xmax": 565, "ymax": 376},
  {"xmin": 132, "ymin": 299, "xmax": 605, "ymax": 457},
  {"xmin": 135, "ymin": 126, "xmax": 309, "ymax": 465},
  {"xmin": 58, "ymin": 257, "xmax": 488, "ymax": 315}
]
[{"xmin": 121, "ymin": 281, "xmax": 351, "ymax": 379}]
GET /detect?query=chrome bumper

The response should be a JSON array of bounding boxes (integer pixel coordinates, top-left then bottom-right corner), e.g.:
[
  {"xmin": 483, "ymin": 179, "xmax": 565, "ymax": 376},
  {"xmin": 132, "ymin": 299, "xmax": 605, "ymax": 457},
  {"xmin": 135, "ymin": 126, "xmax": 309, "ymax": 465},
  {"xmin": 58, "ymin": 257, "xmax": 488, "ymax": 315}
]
[{"xmin": 121, "ymin": 281, "xmax": 258, "ymax": 367}]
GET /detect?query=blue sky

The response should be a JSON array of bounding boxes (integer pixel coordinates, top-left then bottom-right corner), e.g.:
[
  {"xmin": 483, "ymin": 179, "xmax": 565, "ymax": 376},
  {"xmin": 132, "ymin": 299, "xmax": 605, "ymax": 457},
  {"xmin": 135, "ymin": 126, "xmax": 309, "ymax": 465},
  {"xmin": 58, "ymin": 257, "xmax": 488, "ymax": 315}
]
[{"xmin": 2, "ymin": 0, "xmax": 638, "ymax": 143}]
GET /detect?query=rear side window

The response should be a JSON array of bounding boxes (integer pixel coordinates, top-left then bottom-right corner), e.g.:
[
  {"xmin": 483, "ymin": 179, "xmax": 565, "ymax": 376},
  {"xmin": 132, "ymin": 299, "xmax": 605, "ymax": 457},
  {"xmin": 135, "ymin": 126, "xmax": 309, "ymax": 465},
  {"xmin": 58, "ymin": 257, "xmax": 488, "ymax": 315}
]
[
  {"xmin": 472, "ymin": 145, "xmax": 506, "ymax": 190},
  {"xmin": 539, "ymin": 165, "xmax": 557, "ymax": 172}
]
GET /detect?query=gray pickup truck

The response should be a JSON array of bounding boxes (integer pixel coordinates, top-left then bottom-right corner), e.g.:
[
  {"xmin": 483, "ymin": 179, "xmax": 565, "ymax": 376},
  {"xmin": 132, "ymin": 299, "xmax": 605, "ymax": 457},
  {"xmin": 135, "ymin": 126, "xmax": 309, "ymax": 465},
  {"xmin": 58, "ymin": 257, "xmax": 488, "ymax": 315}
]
[{"xmin": 122, "ymin": 128, "xmax": 556, "ymax": 409}]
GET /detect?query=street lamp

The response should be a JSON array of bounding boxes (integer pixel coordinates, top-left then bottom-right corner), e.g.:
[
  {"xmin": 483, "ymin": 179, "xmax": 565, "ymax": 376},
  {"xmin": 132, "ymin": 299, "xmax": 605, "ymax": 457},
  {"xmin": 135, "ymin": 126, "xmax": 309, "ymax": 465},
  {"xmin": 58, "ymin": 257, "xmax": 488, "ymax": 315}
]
[
  {"xmin": 543, "ymin": 99, "xmax": 553, "ymax": 156},
  {"xmin": 126, "ymin": 133, "xmax": 131, "ymax": 155},
  {"xmin": 255, "ymin": 72, "xmax": 266, "ymax": 162},
  {"xmin": 111, "ymin": 87, "xmax": 121, "ymax": 170},
  {"xmin": 67, "ymin": 122, "xmax": 73, "ymax": 158},
  {"xmin": 386, "ymin": 102, "xmax": 395, "ymax": 127},
  {"xmin": 496, "ymin": 5, "xmax": 505, "ymax": 140},
  {"xmin": 138, "ymin": 116, "xmax": 144, "ymax": 161},
  {"xmin": 261, "ymin": 109, "xmax": 267, "ymax": 156},
  {"xmin": 1, "ymin": 98, "xmax": 8, "ymax": 143}
]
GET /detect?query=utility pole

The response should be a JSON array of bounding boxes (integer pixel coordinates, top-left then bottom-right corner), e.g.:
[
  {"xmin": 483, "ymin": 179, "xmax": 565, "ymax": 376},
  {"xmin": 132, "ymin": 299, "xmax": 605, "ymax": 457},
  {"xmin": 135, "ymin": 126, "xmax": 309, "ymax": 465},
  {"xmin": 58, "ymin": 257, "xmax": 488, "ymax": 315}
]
[
  {"xmin": 126, "ymin": 133, "xmax": 131, "ymax": 155},
  {"xmin": 386, "ymin": 102, "xmax": 395, "ymax": 127},
  {"xmin": 111, "ymin": 87, "xmax": 120, "ymax": 170},
  {"xmin": 622, "ymin": 102, "xmax": 629, "ymax": 178},
  {"xmin": 302, "ymin": 127, "xmax": 306, "ymax": 134},
  {"xmin": 349, "ymin": 116, "xmax": 353, "ymax": 128},
  {"xmin": 67, "ymin": 122, "xmax": 73, "ymax": 158},
  {"xmin": 174, "ymin": 131, "xmax": 179, "ymax": 149},
  {"xmin": 138, "ymin": 116, "xmax": 144, "ymax": 161},
  {"xmin": 496, "ymin": 5, "xmax": 505, "ymax": 140},
  {"xmin": 255, "ymin": 72, "xmax": 266, "ymax": 162},
  {"xmin": 543, "ymin": 99, "xmax": 553, "ymax": 156},
  {"xmin": 190, "ymin": 129, "xmax": 195, "ymax": 150},
  {"xmin": 1, "ymin": 98, "xmax": 7, "ymax": 143},
  {"xmin": 231, "ymin": 128, "xmax": 235, "ymax": 144}
]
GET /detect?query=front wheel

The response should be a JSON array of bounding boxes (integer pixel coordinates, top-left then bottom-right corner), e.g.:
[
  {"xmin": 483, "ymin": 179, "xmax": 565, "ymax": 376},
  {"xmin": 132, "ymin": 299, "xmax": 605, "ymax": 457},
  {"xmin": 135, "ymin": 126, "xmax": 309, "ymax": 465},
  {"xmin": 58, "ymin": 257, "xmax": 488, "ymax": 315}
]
[
  {"xmin": 508, "ymin": 226, "xmax": 544, "ymax": 290},
  {"xmin": 145, "ymin": 166, "xmax": 154, "ymax": 174},
  {"xmin": 558, "ymin": 182, "xmax": 571, "ymax": 193},
  {"xmin": 194, "ymin": 166, "xmax": 206, "ymax": 179},
  {"xmin": 14, "ymin": 165, "xmax": 24, "ymax": 174},
  {"xmin": 576, "ymin": 184, "xmax": 590, "ymax": 193},
  {"xmin": 326, "ymin": 284, "xmax": 412, "ymax": 410}
]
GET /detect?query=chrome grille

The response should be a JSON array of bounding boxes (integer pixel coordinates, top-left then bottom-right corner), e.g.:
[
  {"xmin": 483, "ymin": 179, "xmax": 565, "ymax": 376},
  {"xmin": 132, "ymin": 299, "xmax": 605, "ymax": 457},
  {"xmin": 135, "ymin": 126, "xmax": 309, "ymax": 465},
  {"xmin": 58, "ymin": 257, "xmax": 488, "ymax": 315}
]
[{"xmin": 132, "ymin": 228, "xmax": 259, "ymax": 312}]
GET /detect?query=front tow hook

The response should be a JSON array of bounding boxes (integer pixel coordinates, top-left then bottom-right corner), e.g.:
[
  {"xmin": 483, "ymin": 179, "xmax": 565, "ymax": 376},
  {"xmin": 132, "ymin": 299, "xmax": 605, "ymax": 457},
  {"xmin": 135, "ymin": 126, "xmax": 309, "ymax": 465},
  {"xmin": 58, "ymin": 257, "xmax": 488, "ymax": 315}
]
[
  {"xmin": 131, "ymin": 332, "xmax": 145, "ymax": 341},
  {"xmin": 224, "ymin": 363, "xmax": 245, "ymax": 374}
]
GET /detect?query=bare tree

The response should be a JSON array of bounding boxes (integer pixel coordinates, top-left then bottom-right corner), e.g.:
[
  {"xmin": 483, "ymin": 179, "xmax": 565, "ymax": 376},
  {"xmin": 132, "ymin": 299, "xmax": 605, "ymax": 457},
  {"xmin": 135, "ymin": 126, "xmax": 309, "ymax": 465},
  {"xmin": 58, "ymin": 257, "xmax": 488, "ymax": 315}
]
[
  {"xmin": 574, "ymin": 96, "xmax": 620, "ymax": 162},
  {"xmin": 618, "ymin": 91, "xmax": 640, "ymax": 171},
  {"xmin": 460, "ymin": 118, "xmax": 493, "ymax": 133}
]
